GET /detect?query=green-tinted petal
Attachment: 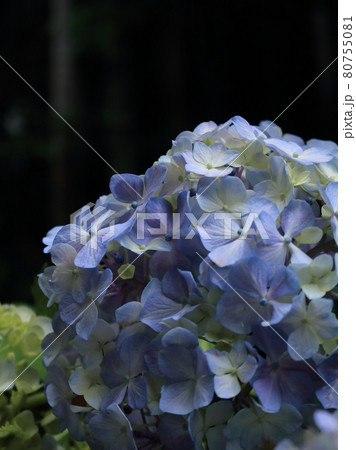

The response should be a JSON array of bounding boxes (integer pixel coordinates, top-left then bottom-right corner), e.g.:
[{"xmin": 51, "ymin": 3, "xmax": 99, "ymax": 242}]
[
  {"xmin": 0, "ymin": 358, "xmax": 15, "ymax": 392},
  {"xmin": 297, "ymin": 227, "xmax": 323, "ymax": 244},
  {"xmin": 302, "ymin": 283, "xmax": 325, "ymax": 300},
  {"xmin": 310, "ymin": 254, "xmax": 333, "ymax": 278},
  {"xmin": 318, "ymin": 272, "xmax": 338, "ymax": 292}
]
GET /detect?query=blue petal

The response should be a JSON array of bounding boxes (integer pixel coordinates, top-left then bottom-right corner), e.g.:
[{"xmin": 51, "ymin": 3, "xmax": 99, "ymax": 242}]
[
  {"xmin": 87, "ymin": 404, "xmax": 137, "ymax": 450},
  {"xmin": 74, "ymin": 238, "xmax": 108, "ymax": 268},
  {"xmin": 268, "ymin": 266, "xmax": 300, "ymax": 299},
  {"xmin": 76, "ymin": 303, "xmax": 98, "ymax": 340},
  {"xmin": 101, "ymin": 385, "xmax": 127, "ymax": 410},
  {"xmin": 115, "ymin": 302, "xmax": 142, "ymax": 323},
  {"xmin": 158, "ymin": 347, "xmax": 195, "ymax": 380},
  {"xmin": 162, "ymin": 327, "xmax": 198, "ymax": 349},
  {"xmin": 193, "ymin": 376, "xmax": 214, "ymax": 409},
  {"xmin": 208, "ymin": 238, "xmax": 252, "ymax": 268},
  {"xmin": 280, "ymin": 200, "xmax": 315, "ymax": 238},
  {"xmin": 144, "ymin": 164, "xmax": 167, "ymax": 198},
  {"xmin": 140, "ymin": 292, "xmax": 196, "ymax": 332},
  {"xmin": 127, "ymin": 376, "xmax": 147, "ymax": 409},
  {"xmin": 160, "ymin": 380, "xmax": 196, "ymax": 415},
  {"xmin": 229, "ymin": 257, "xmax": 269, "ymax": 297},
  {"xmin": 110, "ymin": 173, "xmax": 144, "ymax": 203},
  {"xmin": 253, "ymin": 373, "xmax": 282, "ymax": 412}
]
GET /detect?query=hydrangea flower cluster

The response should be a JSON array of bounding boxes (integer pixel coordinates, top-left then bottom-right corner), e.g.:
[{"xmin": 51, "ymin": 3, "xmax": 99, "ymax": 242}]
[
  {"xmin": 0, "ymin": 304, "xmax": 86, "ymax": 449},
  {"xmin": 39, "ymin": 116, "xmax": 338, "ymax": 449}
]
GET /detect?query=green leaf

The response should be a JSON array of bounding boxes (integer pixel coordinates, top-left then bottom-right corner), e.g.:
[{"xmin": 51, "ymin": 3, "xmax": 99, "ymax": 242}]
[{"xmin": 0, "ymin": 421, "xmax": 19, "ymax": 438}]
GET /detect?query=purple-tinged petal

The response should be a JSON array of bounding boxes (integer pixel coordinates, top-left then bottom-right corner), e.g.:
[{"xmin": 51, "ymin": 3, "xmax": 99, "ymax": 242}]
[
  {"xmin": 194, "ymin": 376, "xmax": 214, "ymax": 409},
  {"xmin": 74, "ymin": 238, "xmax": 108, "ymax": 268},
  {"xmin": 76, "ymin": 303, "xmax": 98, "ymax": 340},
  {"xmin": 160, "ymin": 380, "xmax": 196, "ymax": 415},
  {"xmin": 158, "ymin": 347, "xmax": 195, "ymax": 380},
  {"xmin": 253, "ymin": 374, "xmax": 282, "ymax": 412},
  {"xmin": 87, "ymin": 404, "xmax": 137, "ymax": 450},
  {"xmin": 208, "ymin": 238, "xmax": 252, "ymax": 267},
  {"xmin": 162, "ymin": 327, "xmax": 198, "ymax": 349},
  {"xmin": 144, "ymin": 164, "xmax": 167, "ymax": 198},
  {"xmin": 115, "ymin": 302, "xmax": 142, "ymax": 323},
  {"xmin": 127, "ymin": 376, "xmax": 147, "ymax": 409},
  {"xmin": 110, "ymin": 173, "xmax": 144, "ymax": 203},
  {"xmin": 229, "ymin": 257, "xmax": 269, "ymax": 298},
  {"xmin": 280, "ymin": 200, "xmax": 314, "ymax": 238},
  {"xmin": 268, "ymin": 266, "xmax": 300, "ymax": 299}
]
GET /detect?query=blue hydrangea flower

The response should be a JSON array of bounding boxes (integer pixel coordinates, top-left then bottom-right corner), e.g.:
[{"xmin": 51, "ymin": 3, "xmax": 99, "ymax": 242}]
[
  {"xmin": 101, "ymin": 333, "xmax": 151, "ymax": 409},
  {"xmin": 196, "ymin": 211, "xmax": 253, "ymax": 267},
  {"xmin": 38, "ymin": 114, "xmax": 338, "ymax": 449},
  {"xmin": 251, "ymin": 156, "xmax": 294, "ymax": 211},
  {"xmin": 109, "ymin": 164, "xmax": 167, "ymax": 219},
  {"xmin": 87, "ymin": 404, "xmax": 137, "ymax": 450},
  {"xmin": 205, "ymin": 341, "xmax": 257, "ymax": 398},
  {"xmin": 53, "ymin": 204, "xmax": 133, "ymax": 269},
  {"xmin": 217, "ymin": 256, "xmax": 300, "ymax": 334},
  {"xmin": 140, "ymin": 269, "xmax": 202, "ymax": 332},
  {"xmin": 280, "ymin": 293, "xmax": 337, "ymax": 360},
  {"xmin": 45, "ymin": 364, "xmax": 85, "ymax": 441},
  {"xmin": 316, "ymin": 350, "xmax": 338, "ymax": 409},
  {"xmin": 251, "ymin": 326, "xmax": 317, "ymax": 412},
  {"xmin": 68, "ymin": 367, "xmax": 109, "ymax": 410},
  {"xmin": 73, "ymin": 318, "xmax": 118, "ymax": 369},
  {"xmin": 231, "ymin": 115, "xmax": 266, "ymax": 143},
  {"xmin": 196, "ymin": 176, "xmax": 252, "ymax": 215},
  {"xmin": 48, "ymin": 243, "xmax": 94, "ymax": 302},
  {"xmin": 182, "ymin": 142, "xmax": 237, "ymax": 177},
  {"xmin": 224, "ymin": 402, "xmax": 303, "ymax": 450},
  {"xmin": 257, "ymin": 199, "xmax": 315, "ymax": 270},
  {"xmin": 42, "ymin": 225, "xmax": 63, "ymax": 253},
  {"xmin": 158, "ymin": 153, "xmax": 188, "ymax": 195},
  {"xmin": 319, "ymin": 181, "xmax": 338, "ymax": 244},
  {"xmin": 118, "ymin": 197, "xmax": 174, "ymax": 254},
  {"xmin": 264, "ymin": 137, "xmax": 334, "ymax": 165},
  {"xmin": 157, "ymin": 328, "xmax": 214, "ymax": 415},
  {"xmin": 59, "ymin": 268, "xmax": 112, "ymax": 340}
]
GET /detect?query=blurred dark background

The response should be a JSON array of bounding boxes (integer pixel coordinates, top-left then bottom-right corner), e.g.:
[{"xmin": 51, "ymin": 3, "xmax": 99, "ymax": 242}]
[{"xmin": 0, "ymin": 0, "xmax": 337, "ymax": 304}]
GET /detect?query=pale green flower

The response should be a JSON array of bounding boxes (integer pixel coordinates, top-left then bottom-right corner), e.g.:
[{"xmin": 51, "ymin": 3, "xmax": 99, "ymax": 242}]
[{"xmin": 290, "ymin": 254, "xmax": 337, "ymax": 299}]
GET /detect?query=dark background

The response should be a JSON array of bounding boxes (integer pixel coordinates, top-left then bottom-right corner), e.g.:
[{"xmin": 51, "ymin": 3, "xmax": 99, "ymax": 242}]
[{"xmin": 0, "ymin": 0, "xmax": 337, "ymax": 303}]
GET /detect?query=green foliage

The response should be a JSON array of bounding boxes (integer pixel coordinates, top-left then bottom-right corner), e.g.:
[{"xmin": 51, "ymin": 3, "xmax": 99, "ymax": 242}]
[{"xmin": 0, "ymin": 303, "xmax": 88, "ymax": 450}]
